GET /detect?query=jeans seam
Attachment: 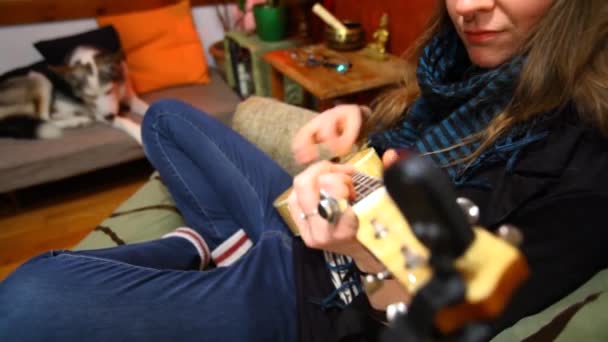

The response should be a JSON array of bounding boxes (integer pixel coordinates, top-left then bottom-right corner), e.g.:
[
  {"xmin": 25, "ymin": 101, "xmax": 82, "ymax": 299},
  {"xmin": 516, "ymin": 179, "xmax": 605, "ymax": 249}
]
[
  {"xmin": 152, "ymin": 110, "xmax": 267, "ymax": 233},
  {"xmin": 57, "ymin": 252, "xmax": 169, "ymax": 272},
  {"xmin": 152, "ymin": 114, "xmax": 221, "ymax": 236}
]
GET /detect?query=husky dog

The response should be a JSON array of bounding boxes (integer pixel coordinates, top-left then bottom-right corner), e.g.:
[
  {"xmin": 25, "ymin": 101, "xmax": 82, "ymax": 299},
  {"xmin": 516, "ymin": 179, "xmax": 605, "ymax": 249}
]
[
  {"xmin": 0, "ymin": 46, "xmax": 148, "ymax": 144},
  {"xmin": 0, "ymin": 70, "xmax": 62, "ymax": 139}
]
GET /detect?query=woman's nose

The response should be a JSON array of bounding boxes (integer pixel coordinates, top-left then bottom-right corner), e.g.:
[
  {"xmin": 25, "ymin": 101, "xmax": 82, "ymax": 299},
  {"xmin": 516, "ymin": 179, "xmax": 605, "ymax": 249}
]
[{"xmin": 452, "ymin": 0, "xmax": 495, "ymax": 18}]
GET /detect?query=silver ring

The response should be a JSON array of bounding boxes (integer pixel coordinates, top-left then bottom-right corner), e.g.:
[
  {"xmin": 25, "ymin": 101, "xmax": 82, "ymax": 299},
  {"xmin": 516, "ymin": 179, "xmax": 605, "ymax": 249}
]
[{"xmin": 299, "ymin": 209, "xmax": 318, "ymax": 220}]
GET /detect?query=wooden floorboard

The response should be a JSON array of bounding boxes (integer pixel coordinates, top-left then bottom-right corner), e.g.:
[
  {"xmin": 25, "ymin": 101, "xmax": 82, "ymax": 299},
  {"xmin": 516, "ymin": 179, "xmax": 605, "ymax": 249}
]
[{"xmin": 0, "ymin": 160, "xmax": 152, "ymax": 280}]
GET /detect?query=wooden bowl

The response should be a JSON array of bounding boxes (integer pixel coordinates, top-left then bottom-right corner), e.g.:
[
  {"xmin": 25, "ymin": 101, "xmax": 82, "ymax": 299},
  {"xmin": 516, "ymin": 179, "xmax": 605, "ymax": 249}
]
[{"xmin": 325, "ymin": 21, "xmax": 365, "ymax": 51}]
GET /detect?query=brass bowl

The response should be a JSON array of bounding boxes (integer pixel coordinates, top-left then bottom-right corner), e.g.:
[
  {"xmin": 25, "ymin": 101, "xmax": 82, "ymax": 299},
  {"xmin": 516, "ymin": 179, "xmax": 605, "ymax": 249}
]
[{"xmin": 325, "ymin": 21, "xmax": 365, "ymax": 51}]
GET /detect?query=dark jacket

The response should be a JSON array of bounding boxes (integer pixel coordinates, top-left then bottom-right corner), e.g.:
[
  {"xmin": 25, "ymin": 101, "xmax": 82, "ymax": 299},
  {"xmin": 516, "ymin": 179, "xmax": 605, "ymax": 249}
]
[
  {"xmin": 295, "ymin": 111, "xmax": 608, "ymax": 341},
  {"xmin": 461, "ymin": 113, "xmax": 608, "ymax": 332}
]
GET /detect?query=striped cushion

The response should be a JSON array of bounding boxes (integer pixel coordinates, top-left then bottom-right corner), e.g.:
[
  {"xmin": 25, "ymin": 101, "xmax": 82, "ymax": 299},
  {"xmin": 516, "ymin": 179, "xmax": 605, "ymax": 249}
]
[
  {"xmin": 492, "ymin": 269, "xmax": 608, "ymax": 341},
  {"xmin": 73, "ymin": 172, "xmax": 183, "ymax": 250}
]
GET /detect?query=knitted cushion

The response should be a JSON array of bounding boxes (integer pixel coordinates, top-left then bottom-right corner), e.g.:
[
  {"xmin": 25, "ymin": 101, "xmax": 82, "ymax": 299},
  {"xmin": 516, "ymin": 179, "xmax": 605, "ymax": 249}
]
[{"xmin": 231, "ymin": 96, "xmax": 320, "ymax": 176}]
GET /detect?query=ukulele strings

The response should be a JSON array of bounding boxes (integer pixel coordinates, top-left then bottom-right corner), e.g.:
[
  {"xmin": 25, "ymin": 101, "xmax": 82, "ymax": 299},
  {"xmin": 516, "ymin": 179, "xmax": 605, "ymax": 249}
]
[{"xmin": 351, "ymin": 171, "xmax": 383, "ymax": 203}]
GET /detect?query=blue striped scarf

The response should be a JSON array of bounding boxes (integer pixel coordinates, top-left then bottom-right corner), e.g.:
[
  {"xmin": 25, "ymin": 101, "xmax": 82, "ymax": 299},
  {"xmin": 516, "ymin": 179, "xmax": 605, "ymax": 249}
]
[{"xmin": 369, "ymin": 26, "xmax": 549, "ymax": 188}]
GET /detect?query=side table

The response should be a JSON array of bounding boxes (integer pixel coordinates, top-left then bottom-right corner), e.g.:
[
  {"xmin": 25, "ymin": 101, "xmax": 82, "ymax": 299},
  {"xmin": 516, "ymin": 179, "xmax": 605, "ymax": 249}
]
[
  {"xmin": 263, "ymin": 45, "xmax": 412, "ymax": 110},
  {"xmin": 224, "ymin": 31, "xmax": 300, "ymax": 98}
]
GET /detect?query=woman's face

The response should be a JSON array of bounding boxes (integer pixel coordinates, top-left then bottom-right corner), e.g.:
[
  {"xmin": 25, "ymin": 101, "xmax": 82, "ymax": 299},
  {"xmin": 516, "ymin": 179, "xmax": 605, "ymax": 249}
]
[{"xmin": 446, "ymin": 0, "xmax": 554, "ymax": 67}]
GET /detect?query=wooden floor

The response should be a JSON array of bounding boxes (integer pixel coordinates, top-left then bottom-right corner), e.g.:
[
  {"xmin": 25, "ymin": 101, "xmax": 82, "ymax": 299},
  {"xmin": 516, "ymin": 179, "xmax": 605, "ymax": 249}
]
[{"xmin": 0, "ymin": 160, "xmax": 153, "ymax": 281}]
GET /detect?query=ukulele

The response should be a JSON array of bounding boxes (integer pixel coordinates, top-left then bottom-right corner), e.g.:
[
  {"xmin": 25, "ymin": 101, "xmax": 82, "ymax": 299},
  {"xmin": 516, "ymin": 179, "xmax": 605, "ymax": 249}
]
[{"xmin": 274, "ymin": 148, "xmax": 529, "ymax": 334}]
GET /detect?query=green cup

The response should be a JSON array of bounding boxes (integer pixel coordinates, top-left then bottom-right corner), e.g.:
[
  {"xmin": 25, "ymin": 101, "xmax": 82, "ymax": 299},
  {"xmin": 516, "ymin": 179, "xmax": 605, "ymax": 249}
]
[{"xmin": 253, "ymin": 4, "xmax": 288, "ymax": 42}]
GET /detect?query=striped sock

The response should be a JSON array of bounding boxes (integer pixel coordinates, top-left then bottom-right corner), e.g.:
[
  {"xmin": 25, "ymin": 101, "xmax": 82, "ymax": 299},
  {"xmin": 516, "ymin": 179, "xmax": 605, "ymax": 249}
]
[
  {"xmin": 211, "ymin": 229, "xmax": 253, "ymax": 267},
  {"xmin": 162, "ymin": 227, "xmax": 211, "ymax": 270}
]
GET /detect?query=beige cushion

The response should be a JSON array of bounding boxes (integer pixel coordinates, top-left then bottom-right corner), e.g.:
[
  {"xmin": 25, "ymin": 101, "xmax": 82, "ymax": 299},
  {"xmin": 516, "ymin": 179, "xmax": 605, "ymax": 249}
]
[{"xmin": 232, "ymin": 96, "xmax": 320, "ymax": 176}]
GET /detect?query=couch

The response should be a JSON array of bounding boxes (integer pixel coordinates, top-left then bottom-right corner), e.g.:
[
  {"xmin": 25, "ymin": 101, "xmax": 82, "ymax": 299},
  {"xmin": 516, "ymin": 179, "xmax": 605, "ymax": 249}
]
[
  {"xmin": 74, "ymin": 96, "xmax": 608, "ymax": 341},
  {"xmin": 0, "ymin": 68, "xmax": 241, "ymax": 193}
]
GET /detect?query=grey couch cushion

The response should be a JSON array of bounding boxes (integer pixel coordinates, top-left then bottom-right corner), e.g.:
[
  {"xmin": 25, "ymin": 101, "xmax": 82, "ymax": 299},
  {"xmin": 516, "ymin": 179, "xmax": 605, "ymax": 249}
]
[
  {"xmin": 0, "ymin": 123, "xmax": 142, "ymax": 193},
  {"xmin": 142, "ymin": 69, "xmax": 240, "ymax": 125},
  {"xmin": 0, "ymin": 69, "xmax": 240, "ymax": 193}
]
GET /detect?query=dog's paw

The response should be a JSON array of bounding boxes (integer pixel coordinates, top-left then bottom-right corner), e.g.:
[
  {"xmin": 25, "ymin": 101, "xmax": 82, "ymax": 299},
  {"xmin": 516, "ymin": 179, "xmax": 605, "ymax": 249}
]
[{"xmin": 37, "ymin": 122, "xmax": 63, "ymax": 139}]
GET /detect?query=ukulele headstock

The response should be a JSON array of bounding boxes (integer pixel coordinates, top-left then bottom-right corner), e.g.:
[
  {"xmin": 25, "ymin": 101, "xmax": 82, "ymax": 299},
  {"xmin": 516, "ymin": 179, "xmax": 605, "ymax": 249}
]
[{"xmin": 354, "ymin": 152, "xmax": 529, "ymax": 334}]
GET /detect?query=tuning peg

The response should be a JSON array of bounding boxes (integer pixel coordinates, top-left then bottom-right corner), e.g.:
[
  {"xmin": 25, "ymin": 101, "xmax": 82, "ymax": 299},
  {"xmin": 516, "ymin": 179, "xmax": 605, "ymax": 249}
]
[
  {"xmin": 386, "ymin": 302, "xmax": 408, "ymax": 323},
  {"xmin": 456, "ymin": 197, "xmax": 480, "ymax": 225},
  {"xmin": 363, "ymin": 270, "xmax": 392, "ymax": 295},
  {"xmin": 371, "ymin": 219, "xmax": 389, "ymax": 239},
  {"xmin": 401, "ymin": 246, "xmax": 426, "ymax": 271},
  {"xmin": 497, "ymin": 224, "xmax": 524, "ymax": 247}
]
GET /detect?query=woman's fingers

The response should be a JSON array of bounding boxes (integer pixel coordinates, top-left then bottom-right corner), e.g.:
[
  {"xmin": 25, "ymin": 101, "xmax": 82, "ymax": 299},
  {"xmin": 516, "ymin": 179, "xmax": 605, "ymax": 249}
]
[
  {"xmin": 318, "ymin": 172, "xmax": 356, "ymax": 201},
  {"xmin": 292, "ymin": 117, "xmax": 322, "ymax": 164},
  {"xmin": 315, "ymin": 105, "xmax": 363, "ymax": 156},
  {"xmin": 382, "ymin": 149, "xmax": 400, "ymax": 169},
  {"xmin": 292, "ymin": 105, "xmax": 364, "ymax": 165},
  {"xmin": 290, "ymin": 161, "xmax": 350, "ymax": 211},
  {"xmin": 289, "ymin": 161, "xmax": 357, "ymax": 248},
  {"xmin": 383, "ymin": 148, "xmax": 415, "ymax": 169},
  {"xmin": 286, "ymin": 189, "xmax": 312, "ymax": 243},
  {"xmin": 293, "ymin": 162, "xmax": 354, "ymax": 212}
]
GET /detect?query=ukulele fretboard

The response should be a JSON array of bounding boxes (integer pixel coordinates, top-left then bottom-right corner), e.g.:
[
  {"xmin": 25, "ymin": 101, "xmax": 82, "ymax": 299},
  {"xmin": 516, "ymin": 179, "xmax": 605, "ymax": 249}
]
[{"xmin": 352, "ymin": 171, "xmax": 383, "ymax": 203}]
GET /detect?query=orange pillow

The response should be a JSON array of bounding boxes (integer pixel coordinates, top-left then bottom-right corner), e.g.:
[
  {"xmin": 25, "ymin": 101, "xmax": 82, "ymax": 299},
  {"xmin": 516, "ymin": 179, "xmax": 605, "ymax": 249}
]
[{"xmin": 97, "ymin": 0, "xmax": 209, "ymax": 93}]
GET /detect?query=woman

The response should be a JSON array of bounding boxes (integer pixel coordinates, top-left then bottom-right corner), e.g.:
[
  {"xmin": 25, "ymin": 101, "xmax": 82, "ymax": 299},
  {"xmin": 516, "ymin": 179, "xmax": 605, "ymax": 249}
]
[
  {"xmin": 292, "ymin": 0, "xmax": 608, "ymax": 337},
  {"xmin": 1, "ymin": 0, "xmax": 606, "ymax": 341}
]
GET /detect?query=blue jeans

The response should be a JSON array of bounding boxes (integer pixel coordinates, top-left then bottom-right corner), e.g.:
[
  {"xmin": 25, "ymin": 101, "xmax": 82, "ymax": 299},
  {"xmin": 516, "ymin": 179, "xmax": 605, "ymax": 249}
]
[{"xmin": 0, "ymin": 99, "xmax": 297, "ymax": 341}]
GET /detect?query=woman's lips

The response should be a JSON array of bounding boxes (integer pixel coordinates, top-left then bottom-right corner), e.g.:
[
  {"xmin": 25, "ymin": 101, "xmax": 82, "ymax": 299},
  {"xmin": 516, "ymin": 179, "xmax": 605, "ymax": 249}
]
[{"xmin": 464, "ymin": 30, "xmax": 501, "ymax": 43}]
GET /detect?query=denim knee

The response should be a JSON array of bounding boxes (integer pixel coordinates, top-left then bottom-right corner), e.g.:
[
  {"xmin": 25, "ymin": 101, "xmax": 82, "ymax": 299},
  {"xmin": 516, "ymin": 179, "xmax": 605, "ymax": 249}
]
[
  {"xmin": 0, "ymin": 253, "xmax": 57, "ymax": 322},
  {"xmin": 142, "ymin": 99, "xmax": 217, "ymax": 160},
  {"xmin": 141, "ymin": 98, "xmax": 186, "ymax": 151}
]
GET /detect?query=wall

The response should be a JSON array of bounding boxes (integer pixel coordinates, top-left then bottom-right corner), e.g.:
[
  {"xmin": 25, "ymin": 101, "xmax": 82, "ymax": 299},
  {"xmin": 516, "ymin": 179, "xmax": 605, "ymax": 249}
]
[{"xmin": 0, "ymin": 5, "xmax": 229, "ymax": 74}]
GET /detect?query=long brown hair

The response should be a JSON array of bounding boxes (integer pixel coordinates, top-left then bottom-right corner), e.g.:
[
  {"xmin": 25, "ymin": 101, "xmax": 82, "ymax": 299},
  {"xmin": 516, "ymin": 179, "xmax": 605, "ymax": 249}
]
[{"xmin": 363, "ymin": 0, "xmax": 608, "ymax": 164}]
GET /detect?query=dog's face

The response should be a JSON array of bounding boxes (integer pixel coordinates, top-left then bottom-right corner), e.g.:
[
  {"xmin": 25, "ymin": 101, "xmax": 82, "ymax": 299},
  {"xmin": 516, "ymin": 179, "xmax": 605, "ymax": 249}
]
[{"xmin": 55, "ymin": 46, "xmax": 125, "ymax": 123}]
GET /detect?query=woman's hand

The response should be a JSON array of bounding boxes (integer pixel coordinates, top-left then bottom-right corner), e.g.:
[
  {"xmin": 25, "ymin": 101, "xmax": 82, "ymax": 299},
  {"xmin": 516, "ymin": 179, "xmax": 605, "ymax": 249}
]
[
  {"xmin": 287, "ymin": 160, "xmax": 384, "ymax": 272},
  {"xmin": 292, "ymin": 105, "xmax": 369, "ymax": 165},
  {"xmin": 289, "ymin": 160, "xmax": 411, "ymax": 310},
  {"xmin": 381, "ymin": 148, "xmax": 403, "ymax": 169}
]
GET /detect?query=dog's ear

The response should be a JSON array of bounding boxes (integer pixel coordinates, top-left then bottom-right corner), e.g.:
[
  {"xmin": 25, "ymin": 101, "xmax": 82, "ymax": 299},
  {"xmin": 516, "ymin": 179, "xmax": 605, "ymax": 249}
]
[
  {"xmin": 48, "ymin": 63, "xmax": 92, "ymax": 86},
  {"xmin": 47, "ymin": 64, "xmax": 70, "ymax": 77},
  {"xmin": 96, "ymin": 50, "xmax": 126, "ymax": 82},
  {"xmin": 95, "ymin": 50, "xmax": 125, "ymax": 65}
]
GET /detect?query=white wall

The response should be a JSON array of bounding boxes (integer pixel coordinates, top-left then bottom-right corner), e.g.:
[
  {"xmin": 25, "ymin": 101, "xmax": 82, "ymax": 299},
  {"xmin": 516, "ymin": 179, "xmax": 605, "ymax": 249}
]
[{"xmin": 0, "ymin": 5, "xmax": 229, "ymax": 74}]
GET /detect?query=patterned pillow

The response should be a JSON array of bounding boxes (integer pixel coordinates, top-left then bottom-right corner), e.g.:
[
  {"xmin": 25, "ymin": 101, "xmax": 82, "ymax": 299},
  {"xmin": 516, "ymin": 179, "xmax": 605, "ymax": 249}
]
[
  {"xmin": 73, "ymin": 173, "xmax": 183, "ymax": 251},
  {"xmin": 491, "ymin": 269, "xmax": 608, "ymax": 341}
]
